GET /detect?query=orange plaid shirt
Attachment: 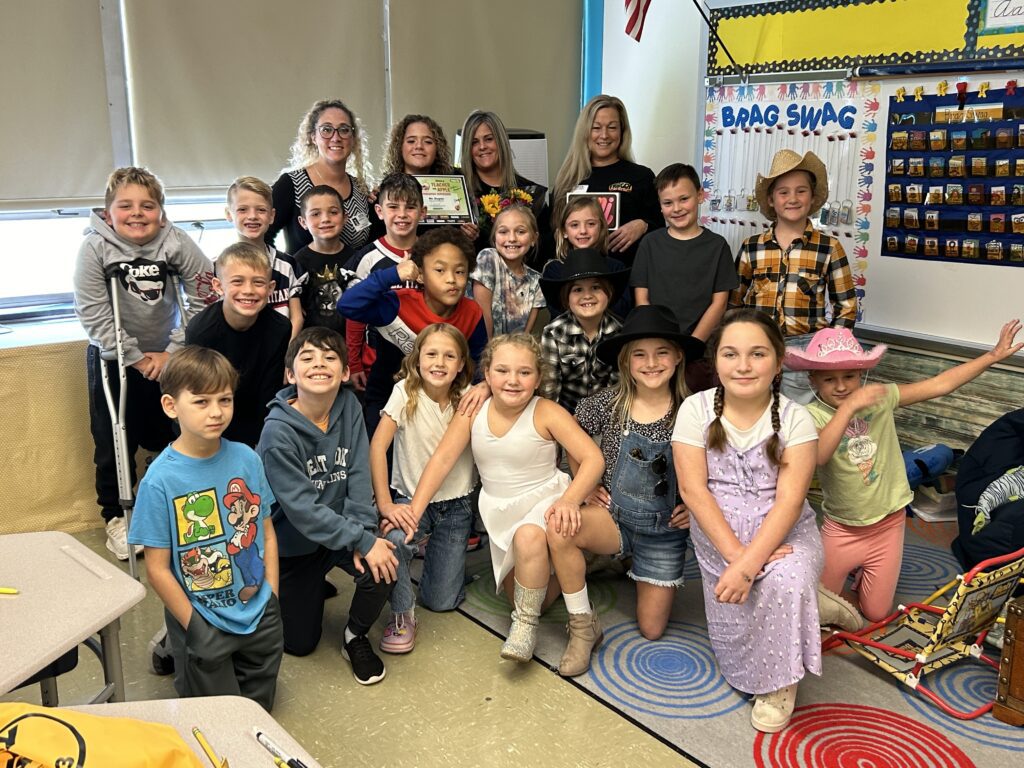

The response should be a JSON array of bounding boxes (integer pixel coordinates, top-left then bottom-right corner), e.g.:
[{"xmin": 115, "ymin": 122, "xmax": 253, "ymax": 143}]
[{"xmin": 730, "ymin": 222, "xmax": 857, "ymax": 337}]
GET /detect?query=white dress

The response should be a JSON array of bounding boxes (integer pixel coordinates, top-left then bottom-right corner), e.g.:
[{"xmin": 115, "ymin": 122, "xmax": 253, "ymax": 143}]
[{"xmin": 471, "ymin": 397, "xmax": 570, "ymax": 590}]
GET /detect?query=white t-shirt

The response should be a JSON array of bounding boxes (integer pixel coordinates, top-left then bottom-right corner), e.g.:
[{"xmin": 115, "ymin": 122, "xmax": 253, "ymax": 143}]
[
  {"xmin": 672, "ymin": 390, "xmax": 818, "ymax": 451},
  {"xmin": 382, "ymin": 380, "xmax": 477, "ymax": 501}
]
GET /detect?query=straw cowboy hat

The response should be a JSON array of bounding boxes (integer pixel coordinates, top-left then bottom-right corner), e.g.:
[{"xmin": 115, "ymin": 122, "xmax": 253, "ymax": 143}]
[
  {"xmin": 754, "ymin": 149, "xmax": 829, "ymax": 220},
  {"xmin": 783, "ymin": 327, "xmax": 887, "ymax": 371}
]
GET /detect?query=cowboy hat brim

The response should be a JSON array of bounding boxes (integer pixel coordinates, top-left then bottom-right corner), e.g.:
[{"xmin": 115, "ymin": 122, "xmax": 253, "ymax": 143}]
[
  {"xmin": 596, "ymin": 329, "xmax": 706, "ymax": 368},
  {"xmin": 539, "ymin": 265, "xmax": 631, "ymax": 314},
  {"xmin": 783, "ymin": 343, "xmax": 888, "ymax": 371}
]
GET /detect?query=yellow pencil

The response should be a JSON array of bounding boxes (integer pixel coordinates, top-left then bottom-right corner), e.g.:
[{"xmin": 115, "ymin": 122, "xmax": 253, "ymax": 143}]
[
  {"xmin": 0, "ymin": 587, "xmax": 18, "ymax": 595},
  {"xmin": 192, "ymin": 726, "xmax": 223, "ymax": 767}
]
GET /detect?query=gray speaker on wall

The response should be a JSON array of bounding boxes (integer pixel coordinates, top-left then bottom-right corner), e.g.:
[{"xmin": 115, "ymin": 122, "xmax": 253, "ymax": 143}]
[{"xmin": 454, "ymin": 128, "xmax": 549, "ymax": 188}]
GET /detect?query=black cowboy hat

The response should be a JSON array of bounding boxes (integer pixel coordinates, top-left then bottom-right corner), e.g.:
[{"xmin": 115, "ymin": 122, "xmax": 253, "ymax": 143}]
[
  {"xmin": 538, "ymin": 248, "xmax": 631, "ymax": 313},
  {"xmin": 596, "ymin": 304, "xmax": 706, "ymax": 366}
]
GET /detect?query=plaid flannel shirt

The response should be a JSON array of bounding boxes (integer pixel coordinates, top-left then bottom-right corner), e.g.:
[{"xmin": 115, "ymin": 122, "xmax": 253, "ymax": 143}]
[
  {"xmin": 730, "ymin": 222, "xmax": 857, "ymax": 336},
  {"xmin": 540, "ymin": 312, "xmax": 622, "ymax": 413}
]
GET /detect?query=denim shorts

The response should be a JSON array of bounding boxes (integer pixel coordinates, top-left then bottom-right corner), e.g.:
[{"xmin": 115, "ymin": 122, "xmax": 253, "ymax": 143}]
[
  {"xmin": 611, "ymin": 502, "xmax": 689, "ymax": 587},
  {"xmin": 609, "ymin": 429, "xmax": 688, "ymax": 587}
]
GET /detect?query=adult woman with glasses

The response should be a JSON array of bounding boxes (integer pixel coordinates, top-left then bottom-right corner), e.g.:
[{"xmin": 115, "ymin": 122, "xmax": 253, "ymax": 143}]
[{"xmin": 268, "ymin": 99, "xmax": 374, "ymax": 254}]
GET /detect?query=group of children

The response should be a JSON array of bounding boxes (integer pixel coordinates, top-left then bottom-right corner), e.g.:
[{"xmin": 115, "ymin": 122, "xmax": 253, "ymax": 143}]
[{"xmin": 72, "ymin": 140, "xmax": 1021, "ymax": 736}]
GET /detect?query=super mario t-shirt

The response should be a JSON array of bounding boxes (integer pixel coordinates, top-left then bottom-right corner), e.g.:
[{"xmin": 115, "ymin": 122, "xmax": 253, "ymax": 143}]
[{"xmin": 129, "ymin": 440, "xmax": 275, "ymax": 634}]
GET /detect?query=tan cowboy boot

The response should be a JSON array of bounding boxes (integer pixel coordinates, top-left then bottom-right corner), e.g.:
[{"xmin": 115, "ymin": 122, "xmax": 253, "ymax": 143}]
[
  {"xmin": 558, "ymin": 607, "xmax": 603, "ymax": 677},
  {"xmin": 500, "ymin": 579, "xmax": 545, "ymax": 662}
]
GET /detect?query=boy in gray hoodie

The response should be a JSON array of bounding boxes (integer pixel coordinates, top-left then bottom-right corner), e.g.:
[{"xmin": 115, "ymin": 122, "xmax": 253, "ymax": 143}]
[
  {"xmin": 257, "ymin": 327, "xmax": 397, "ymax": 685},
  {"xmin": 73, "ymin": 167, "xmax": 214, "ymax": 561}
]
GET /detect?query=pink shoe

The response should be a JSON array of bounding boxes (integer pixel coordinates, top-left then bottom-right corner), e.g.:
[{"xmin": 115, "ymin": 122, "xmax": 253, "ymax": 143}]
[{"xmin": 380, "ymin": 612, "xmax": 417, "ymax": 654}]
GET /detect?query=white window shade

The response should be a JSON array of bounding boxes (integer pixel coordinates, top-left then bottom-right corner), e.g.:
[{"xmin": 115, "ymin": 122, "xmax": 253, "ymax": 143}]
[
  {"xmin": 123, "ymin": 0, "xmax": 387, "ymax": 197},
  {"xmin": 0, "ymin": 1, "xmax": 114, "ymax": 212},
  {"xmin": 387, "ymin": 0, "xmax": 582, "ymax": 189}
]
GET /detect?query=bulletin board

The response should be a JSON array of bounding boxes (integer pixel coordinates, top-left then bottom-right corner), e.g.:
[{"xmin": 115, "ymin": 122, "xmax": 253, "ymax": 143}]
[
  {"xmin": 701, "ymin": 80, "xmax": 882, "ymax": 323},
  {"xmin": 700, "ymin": 1, "xmax": 1024, "ymax": 347},
  {"xmin": 865, "ymin": 74, "xmax": 1024, "ymax": 347}
]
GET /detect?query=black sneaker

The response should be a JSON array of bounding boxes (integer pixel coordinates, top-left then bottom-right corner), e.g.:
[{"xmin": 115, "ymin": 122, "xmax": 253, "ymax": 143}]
[
  {"xmin": 148, "ymin": 625, "xmax": 175, "ymax": 676},
  {"xmin": 342, "ymin": 633, "xmax": 387, "ymax": 685}
]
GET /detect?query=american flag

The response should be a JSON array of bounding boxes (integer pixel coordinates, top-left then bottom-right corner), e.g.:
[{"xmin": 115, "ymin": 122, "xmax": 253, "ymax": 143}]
[{"xmin": 625, "ymin": 0, "xmax": 652, "ymax": 41}]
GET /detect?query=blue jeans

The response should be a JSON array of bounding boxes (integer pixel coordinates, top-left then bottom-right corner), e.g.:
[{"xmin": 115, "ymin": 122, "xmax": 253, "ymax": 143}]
[
  {"xmin": 387, "ymin": 494, "xmax": 474, "ymax": 613},
  {"xmin": 782, "ymin": 333, "xmax": 815, "ymax": 405}
]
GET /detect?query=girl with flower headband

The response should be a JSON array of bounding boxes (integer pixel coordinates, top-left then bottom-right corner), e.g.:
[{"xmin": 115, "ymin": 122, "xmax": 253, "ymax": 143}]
[
  {"xmin": 456, "ymin": 110, "xmax": 549, "ymax": 264},
  {"xmin": 788, "ymin": 319, "xmax": 1022, "ymax": 626},
  {"xmin": 674, "ymin": 308, "xmax": 824, "ymax": 734},
  {"xmin": 471, "ymin": 204, "xmax": 546, "ymax": 337}
]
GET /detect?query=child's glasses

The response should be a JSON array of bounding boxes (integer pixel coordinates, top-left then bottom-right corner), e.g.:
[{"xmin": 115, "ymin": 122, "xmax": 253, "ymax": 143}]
[
  {"xmin": 317, "ymin": 124, "xmax": 354, "ymax": 139},
  {"xmin": 629, "ymin": 448, "xmax": 669, "ymax": 496}
]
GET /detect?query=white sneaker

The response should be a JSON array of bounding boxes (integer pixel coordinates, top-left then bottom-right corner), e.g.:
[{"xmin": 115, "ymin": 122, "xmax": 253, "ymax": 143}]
[{"xmin": 105, "ymin": 516, "xmax": 142, "ymax": 561}]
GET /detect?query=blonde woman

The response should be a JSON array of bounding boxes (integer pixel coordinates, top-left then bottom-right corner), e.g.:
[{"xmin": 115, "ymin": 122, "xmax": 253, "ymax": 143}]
[{"xmin": 552, "ymin": 95, "xmax": 660, "ymax": 266}]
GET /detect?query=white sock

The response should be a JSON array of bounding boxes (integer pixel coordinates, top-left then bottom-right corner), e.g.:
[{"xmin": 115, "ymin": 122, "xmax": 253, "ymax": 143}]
[
  {"xmin": 563, "ymin": 586, "xmax": 591, "ymax": 615},
  {"xmin": 344, "ymin": 626, "xmax": 357, "ymax": 644}
]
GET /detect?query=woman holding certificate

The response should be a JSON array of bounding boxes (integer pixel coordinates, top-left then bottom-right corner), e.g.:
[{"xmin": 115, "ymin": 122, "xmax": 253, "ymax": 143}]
[
  {"xmin": 552, "ymin": 95, "xmax": 661, "ymax": 267},
  {"xmin": 268, "ymin": 99, "xmax": 374, "ymax": 254},
  {"xmin": 457, "ymin": 110, "xmax": 549, "ymax": 266}
]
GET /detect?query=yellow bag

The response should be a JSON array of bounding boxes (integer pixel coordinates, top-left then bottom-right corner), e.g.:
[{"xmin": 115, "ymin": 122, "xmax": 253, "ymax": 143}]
[{"xmin": 0, "ymin": 703, "xmax": 205, "ymax": 768}]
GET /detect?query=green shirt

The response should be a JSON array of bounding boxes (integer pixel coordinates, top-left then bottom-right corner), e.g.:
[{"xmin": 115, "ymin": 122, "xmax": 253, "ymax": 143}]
[{"xmin": 808, "ymin": 383, "xmax": 912, "ymax": 526}]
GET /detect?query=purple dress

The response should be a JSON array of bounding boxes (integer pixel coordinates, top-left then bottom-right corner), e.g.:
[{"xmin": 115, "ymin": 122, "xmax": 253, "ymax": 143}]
[{"xmin": 690, "ymin": 393, "xmax": 823, "ymax": 695}]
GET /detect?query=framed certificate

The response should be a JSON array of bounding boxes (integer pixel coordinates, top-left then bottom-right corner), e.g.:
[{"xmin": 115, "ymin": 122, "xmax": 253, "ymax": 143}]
[
  {"xmin": 415, "ymin": 175, "xmax": 475, "ymax": 225},
  {"xmin": 567, "ymin": 191, "xmax": 620, "ymax": 230}
]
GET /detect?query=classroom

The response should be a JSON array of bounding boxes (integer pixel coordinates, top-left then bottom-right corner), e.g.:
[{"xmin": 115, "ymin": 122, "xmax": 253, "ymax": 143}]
[{"xmin": 2, "ymin": 2, "xmax": 1024, "ymax": 766}]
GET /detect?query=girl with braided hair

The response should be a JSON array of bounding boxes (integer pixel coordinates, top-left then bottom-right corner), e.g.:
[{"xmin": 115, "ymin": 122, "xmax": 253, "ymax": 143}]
[{"xmin": 672, "ymin": 308, "xmax": 824, "ymax": 734}]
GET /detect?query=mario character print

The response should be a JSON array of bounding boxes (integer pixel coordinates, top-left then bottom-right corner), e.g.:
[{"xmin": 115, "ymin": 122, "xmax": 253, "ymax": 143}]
[{"xmin": 223, "ymin": 477, "xmax": 265, "ymax": 603}]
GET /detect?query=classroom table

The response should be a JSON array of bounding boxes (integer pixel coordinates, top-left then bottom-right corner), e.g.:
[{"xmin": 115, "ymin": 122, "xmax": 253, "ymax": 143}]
[
  {"xmin": 0, "ymin": 530, "xmax": 146, "ymax": 702},
  {"xmin": 71, "ymin": 696, "xmax": 323, "ymax": 766}
]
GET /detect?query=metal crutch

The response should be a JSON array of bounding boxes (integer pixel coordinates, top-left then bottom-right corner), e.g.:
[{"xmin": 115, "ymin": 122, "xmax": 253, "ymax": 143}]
[{"xmin": 99, "ymin": 266, "xmax": 186, "ymax": 579}]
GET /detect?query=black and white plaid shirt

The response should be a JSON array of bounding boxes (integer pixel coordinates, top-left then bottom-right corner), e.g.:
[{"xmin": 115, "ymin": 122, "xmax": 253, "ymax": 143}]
[{"xmin": 539, "ymin": 312, "xmax": 622, "ymax": 412}]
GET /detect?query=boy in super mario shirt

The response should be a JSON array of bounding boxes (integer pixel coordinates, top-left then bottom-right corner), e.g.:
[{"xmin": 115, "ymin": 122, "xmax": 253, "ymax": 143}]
[
  {"xmin": 338, "ymin": 226, "xmax": 487, "ymax": 438},
  {"xmin": 128, "ymin": 346, "xmax": 283, "ymax": 712}
]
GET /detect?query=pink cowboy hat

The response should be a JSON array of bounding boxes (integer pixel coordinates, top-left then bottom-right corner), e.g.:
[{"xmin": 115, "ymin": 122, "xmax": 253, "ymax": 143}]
[{"xmin": 783, "ymin": 328, "xmax": 887, "ymax": 371}]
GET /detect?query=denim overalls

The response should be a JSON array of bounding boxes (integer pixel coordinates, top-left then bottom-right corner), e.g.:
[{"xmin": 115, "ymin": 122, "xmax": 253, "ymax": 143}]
[{"xmin": 608, "ymin": 428, "xmax": 689, "ymax": 587}]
